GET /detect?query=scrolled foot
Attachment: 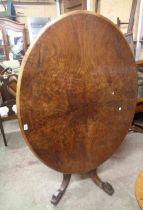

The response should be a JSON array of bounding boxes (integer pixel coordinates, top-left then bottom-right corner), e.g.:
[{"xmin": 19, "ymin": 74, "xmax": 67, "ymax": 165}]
[
  {"xmin": 102, "ymin": 182, "xmax": 114, "ymax": 195},
  {"xmin": 51, "ymin": 189, "xmax": 64, "ymax": 205},
  {"xmin": 89, "ymin": 168, "xmax": 114, "ymax": 196},
  {"xmin": 51, "ymin": 173, "xmax": 71, "ymax": 205}
]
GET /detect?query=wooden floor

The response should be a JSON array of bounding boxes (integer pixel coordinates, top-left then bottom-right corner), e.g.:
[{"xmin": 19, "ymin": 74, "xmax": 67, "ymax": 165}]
[{"xmin": 135, "ymin": 170, "xmax": 143, "ymax": 209}]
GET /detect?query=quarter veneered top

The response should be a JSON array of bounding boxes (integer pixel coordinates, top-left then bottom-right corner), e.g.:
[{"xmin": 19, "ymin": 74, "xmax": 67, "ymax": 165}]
[{"xmin": 17, "ymin": 11, "xmax": 137, "ymax": 173}]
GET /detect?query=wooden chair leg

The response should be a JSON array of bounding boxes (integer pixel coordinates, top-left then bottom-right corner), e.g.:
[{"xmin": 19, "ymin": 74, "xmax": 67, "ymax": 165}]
[{"xmin": 0, "ymin": 116, "xmax": 7, "ymax": 146}]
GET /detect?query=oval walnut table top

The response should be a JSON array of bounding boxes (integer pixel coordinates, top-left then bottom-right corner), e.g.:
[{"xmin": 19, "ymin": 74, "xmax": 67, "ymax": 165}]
[{"xmin": 17, "ymin": 11, "xmax": 137, "ymax": 174}]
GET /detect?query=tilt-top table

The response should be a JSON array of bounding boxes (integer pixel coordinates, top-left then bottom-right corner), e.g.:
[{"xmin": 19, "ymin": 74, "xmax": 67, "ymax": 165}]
[{"xmin": 17, "ymin": 11, "xmax": 137, "ymax": 205}]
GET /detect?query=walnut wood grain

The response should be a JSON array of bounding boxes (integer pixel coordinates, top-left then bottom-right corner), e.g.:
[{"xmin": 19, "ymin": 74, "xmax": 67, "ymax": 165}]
[{"xmin": 17, "ymin": 11, "xmax": 137, "ymax": 174}]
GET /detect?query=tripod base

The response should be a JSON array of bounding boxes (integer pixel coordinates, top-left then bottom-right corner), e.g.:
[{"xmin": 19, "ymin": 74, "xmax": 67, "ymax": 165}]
[{"xmin": 51, "ymin": 168, "xmax": 114, "ymax": 205}]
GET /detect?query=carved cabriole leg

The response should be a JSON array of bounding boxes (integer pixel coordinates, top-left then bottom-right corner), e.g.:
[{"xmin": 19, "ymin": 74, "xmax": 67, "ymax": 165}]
[
  {"xmin": 88, "ymin": 168, "xmax": 114, "ymax": 195},
  {"xmin": 51, "ymin": 173, "xmax": 71, "ymax": 205}
]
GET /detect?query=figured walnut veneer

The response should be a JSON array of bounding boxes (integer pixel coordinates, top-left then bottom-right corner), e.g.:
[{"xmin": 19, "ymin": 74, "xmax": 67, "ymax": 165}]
[{"xmin": 17, "ymin": 11, "xmax": 137, "ymax": 173}]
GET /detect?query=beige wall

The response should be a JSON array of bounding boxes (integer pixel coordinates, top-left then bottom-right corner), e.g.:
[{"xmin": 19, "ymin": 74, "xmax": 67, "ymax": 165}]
[
  {"xmin": 91, "ymin": 0, "xmax": 142, "ymax": 59},
  {"xmin": 16, "ymin": 4, "xmax": 56, "ymax": 24},
  {"xmin": 0, "ymin": 4, "xmax": 56, "ymax": 22},
  {"xmin": 99, "ymin": 0, "xmax": 142, "ymax": 59},
  {"xmin": 99, "ymin": 0, "xmax": 140, "ymax": 38},
  {"xmin": 0, "ymin": 1, "xmax": 142, "ymax": 58},
  {"xmin": 0, "ymin": 1, "xmax": 139, "ymax": 36}
]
